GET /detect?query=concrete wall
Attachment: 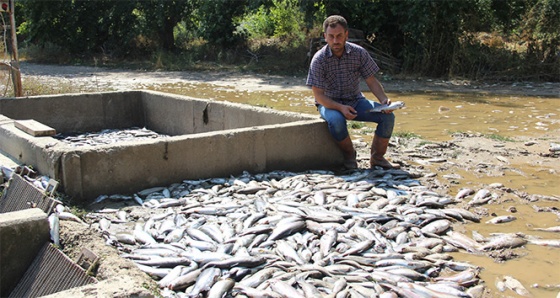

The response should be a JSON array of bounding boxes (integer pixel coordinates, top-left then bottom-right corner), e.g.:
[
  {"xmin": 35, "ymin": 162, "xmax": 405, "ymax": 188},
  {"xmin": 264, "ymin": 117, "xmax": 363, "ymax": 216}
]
[
  {"xmin": 0, "ymin": 91, "xmax": 343, "ymax": 204},
  {"xmin": 140, "ymin": 91, "xmax": 312, "ymax": 135},
  {"xmin": 58, "ymin": 119, "xmax": 340, "ymax": 201},
  {"xmin": 0, "ymin": 208, "xmax": 50, "ymax": 297},
  {"xmin": 0, "ymin": 92, "xmax": 145, "ymax": 133}
]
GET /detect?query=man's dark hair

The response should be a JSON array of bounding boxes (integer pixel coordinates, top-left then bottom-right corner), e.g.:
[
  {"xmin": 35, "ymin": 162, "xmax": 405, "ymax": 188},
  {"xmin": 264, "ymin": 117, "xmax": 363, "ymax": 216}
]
[{"xmin": 323, "ymin": 15, "xmax": 348, "ymax": 33}]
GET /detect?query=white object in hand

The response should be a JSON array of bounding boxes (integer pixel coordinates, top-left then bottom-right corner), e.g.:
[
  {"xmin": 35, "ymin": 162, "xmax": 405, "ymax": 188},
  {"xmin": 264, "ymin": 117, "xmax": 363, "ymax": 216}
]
[{"xmin": 368, "ymin": 101, "xmax": 405, "ymax": 112}]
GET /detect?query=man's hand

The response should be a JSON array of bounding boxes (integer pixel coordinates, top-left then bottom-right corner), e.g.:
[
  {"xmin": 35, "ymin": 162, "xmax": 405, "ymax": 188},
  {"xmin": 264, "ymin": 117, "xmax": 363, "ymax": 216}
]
[
  {"xmin": 380, "ymin": 98, "xmax": 393, "ymax": 114},
  {"xmin": 341, "ymin": 105, "xmax": 358, "ymax": 119}
]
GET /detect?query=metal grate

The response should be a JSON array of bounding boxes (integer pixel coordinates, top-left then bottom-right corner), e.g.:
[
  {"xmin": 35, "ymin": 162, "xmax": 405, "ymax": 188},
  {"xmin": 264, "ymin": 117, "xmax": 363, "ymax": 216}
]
[
  {"xmin": 9, "ymin": 243, "xmax": 97, "ymax": 298},
  {"xmin": 0, "ymin": 173, "xmax": 58, "ymax": 214}
]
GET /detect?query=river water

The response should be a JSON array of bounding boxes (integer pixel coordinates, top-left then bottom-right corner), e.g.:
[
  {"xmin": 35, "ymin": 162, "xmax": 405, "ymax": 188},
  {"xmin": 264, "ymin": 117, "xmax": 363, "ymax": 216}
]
[{"xmin": 149, "ymin": 82, "xmax": 559, "ymax": 297}]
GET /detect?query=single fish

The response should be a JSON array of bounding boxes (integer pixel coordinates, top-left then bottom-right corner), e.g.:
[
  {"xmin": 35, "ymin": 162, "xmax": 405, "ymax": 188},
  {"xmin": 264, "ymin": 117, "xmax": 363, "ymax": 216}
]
[
  {"xmin": 48, "ymin": 213, "xmax": 60, "ymax": 246},
  {"xmin": 503, "ymin": 275, "xmax": 532, "ymax": 297},
  {"xmin": 549, "ymin": 143, "xmax": 560, "ymax": 152},
  {"xmin": 168, "ymin": 268, "xmax": 202, "ymax": 291},
  {"xmin": 527, "ymin": 238, "xmax": 560, "ymax": 247},
  {"xmin": 367, "ymin": 101, "xmax": 406, "ymax": 113},
  {"xmin": 486, "ymin": 215, "xmax": 516, "ymax": 224},
  {"xmin": 455, "ymin": 188, "xmax": 475, "ymax": 200},
  {"xmin": 201, "ymin": 255, "xmax": 266, "ymax": 269},
  {"xmin": 533, "ymin": 226, "xmax": 560, "ymax": 233},
  {"xmin": 481, "ymin": 234, "xmax": 527, "ymax": 251},
  {"xmin": 187, "ymin": 267, "xmax": 221, "ymax": 298},
  {"xmin": 207, "ymin": 278, "xmax": 235, "ymax": 298},
  {"xmin": 269, "ymin": 279, "xmax": 306, "ymax": 298}
]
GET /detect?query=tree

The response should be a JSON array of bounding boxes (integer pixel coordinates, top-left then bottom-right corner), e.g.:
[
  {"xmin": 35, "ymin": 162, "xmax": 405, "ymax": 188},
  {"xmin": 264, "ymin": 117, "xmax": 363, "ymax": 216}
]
[
  {"xmin": 136, "ymin": 0, "xmax": 194, "ymax": 52},
  {"xmin": 19, "ymin": 0, "xmax": 138, "ymax": 57}
]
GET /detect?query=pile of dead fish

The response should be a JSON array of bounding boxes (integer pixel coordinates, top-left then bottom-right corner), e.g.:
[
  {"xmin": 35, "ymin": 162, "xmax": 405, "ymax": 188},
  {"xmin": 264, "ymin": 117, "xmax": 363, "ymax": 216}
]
[
  {"xmin": 83, "ymin": 168, "xmax": 507, "ymax": 298},
  {"xmin": 53, "ymin": 127, "xmax": 167, "ymax": 147}
]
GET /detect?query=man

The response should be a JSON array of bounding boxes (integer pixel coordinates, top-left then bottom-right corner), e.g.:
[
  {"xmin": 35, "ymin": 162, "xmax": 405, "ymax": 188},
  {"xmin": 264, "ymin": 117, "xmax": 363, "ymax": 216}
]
[{"xmin": 307, "ymin": 15, "xmax": 399, "ymax": 169}]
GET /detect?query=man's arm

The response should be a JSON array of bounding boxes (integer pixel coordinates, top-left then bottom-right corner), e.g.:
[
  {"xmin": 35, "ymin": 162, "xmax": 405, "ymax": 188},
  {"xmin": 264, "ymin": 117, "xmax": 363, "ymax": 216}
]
[
  {"xmin": 312, "ymin": 86, "xmax": 357, "ymax": 120},
  {"xmin": 365, "ymin": 75, "xmax": 390, "ymax": 105}
]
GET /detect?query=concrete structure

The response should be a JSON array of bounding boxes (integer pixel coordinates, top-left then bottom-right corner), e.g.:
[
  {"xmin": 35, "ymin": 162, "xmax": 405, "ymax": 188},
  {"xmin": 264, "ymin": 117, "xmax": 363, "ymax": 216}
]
[
  {"xmin": 0, "ymin": 208, "xmax": 50, "ymax": 297},
  {"xmin": 0, "ymin": 91, "xmax": 342, "ymax": 204}
]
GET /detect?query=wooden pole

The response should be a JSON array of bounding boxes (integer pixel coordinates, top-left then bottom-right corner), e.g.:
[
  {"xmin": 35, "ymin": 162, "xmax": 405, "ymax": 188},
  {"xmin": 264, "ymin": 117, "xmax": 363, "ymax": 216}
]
[{"xmin": 8, "ymin": 0, "xmax": 22, "ymax": 97}]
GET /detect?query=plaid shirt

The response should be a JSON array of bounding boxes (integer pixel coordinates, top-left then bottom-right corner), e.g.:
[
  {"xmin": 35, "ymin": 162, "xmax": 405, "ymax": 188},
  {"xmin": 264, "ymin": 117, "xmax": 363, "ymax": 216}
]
[{"xmin": 307, "ymin": 42, "xmax": 379, "ymax": 107}]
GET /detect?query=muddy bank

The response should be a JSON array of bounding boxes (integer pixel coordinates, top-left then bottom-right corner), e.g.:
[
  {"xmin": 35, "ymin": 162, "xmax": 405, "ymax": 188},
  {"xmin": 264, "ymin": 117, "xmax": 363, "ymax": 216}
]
[{"xmin": 17, "ymin": 62, "xmax": 560, "ymax": 97}]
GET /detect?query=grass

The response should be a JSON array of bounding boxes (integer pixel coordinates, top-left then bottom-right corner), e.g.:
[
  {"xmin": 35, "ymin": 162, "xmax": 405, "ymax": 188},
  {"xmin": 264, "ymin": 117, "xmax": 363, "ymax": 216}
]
[
  {"xmin": 22, "ymin": 77, "xmax": 82, "ymax": 96},
  {"xmin": 484, "ymin": 133, "xmax": 514, "ymax": 142},
  {"xmin": 349, "ymin": 122, "xmax": 366, "ymax": 129},
  {"xmin": 393, "ymin": 131, "xmax": 421, "ymax": 139}
]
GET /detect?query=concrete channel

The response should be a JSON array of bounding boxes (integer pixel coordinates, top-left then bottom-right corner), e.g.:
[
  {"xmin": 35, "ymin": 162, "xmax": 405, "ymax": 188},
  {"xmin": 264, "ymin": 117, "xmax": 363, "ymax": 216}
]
[{"xmin": 0, "ymin": 90, "xmax": 341, "ymax": 204}]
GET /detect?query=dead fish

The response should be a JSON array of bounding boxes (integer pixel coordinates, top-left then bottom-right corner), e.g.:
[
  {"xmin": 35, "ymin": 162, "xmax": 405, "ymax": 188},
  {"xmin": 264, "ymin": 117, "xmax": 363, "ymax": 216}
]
[
  {"xmin": 57, "ymin": 211, "xmax": 88, "ymax": 226},
  {"xmin": 116, "ymin": 232, "xmax": 136, "ymax": 245},
  {"xmin": 341, "ymin": 239, "xmax": 375, "ymax": 256},
  {"xmin": 503, "ymin": 275, "xmax": 532, "ymax": 297},
  {"xmin": 468, "ymin": 189, "xmax": 491, "ymax": 206},
  {"xmin": 481, "ymin": 234, "xmax": 527, "ymax": 251},
  {"xmin": 233, "ymin": 284, "xmax": 281, "ymax": 298},
  {"xmin": 48, "ymin": 213, "xmax": 60, "ymax": 246},
  {"xmin": 367, "ymin": 101, "xmax": 405, "ymax": 113},
  {"xmin": 399, "ymin": 282, "xmax": 467, "ymax": 298},
  {"xmin": 91, "ymin": 194, "xmax": 109, "ymax": 205},
  {"xmin": 442, "ymin": 231, "xmax": 482, "ymax": 253},
  {"xmin": 268, "ymin": 218, "xmax": 306, "ymax": 241},
  {"xmin": 202, "ymin": 255, "xmax": 266, "ymax": 269},
  {"xmin": 158, "ymin": 265, "xmax": 196, "ymax": 288},
  {"xmin": 320, "ymin": 229, "xmax": 338, "ymax": 256},
  {"xmin": 421, "ymin": 219, "xmax": 451, "ymax": 235},
  {"xmin": 495, "ymin": 277, "xmax": 507, "ymax": 292},
  {"xmin": 238, "ymin": 267, "xmax": 278, "ymax": 288},
  {"xmin": 533, "ymin": 226, "xmax": 560, "ymax": 233},
  {"xmin": 276, "ymin": 240, "xmax": 306, "ymax": 265},
  {"xmin": 206, "ymin": 277, "xmax": 235, "ymax": 298},
  {"xmin": 163, "ymin": 228, "xmax": 186, "ymax": 243},
  {"xmin": 135, "ymin": 256, "xmax": 191, "ymax": 268},
  {"xmin": 549, "ymin": 143, "xmax": 560, "ymax": 152},
  {"xmin": 527, "ymin": 238, "xmax": 560, "ymax": 247},
  {"xmin": 269, "ymin": 279, "xmax": 305, "ymax": 298},
  {"xmin": 135, "ymin": 263, "xmax": 171, "ymax": 278},
  {"xmin": 168, "ymin": 268, "xmax": 202, "ymax": 291},
  {"xmin": 98, "ymin": 217, "xmax": 111, "ymax": 232},
  {"xmin": 455, "ymin": 188, "xmax": 475, "ymax": 200},
  {"xmin": 187, "ymin": 267, "xmax": 221, "ymax": 297},
  {"xmin": 486, "ymin": 215, "xmax": 516, "ymax": 224},
  {"xmin": 434, "ymin": 267, "xmax": 480, "ymax": 285},
  {"xmin": 134, "ymin": 225, "xmax": 157, "ymax": 244}
]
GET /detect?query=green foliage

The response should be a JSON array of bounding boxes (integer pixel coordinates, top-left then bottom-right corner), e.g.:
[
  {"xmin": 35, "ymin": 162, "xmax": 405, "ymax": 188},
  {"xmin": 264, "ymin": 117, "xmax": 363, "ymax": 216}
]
[
  {"xmin": 236, "ymin": 0, "xmax": 307, "ymax": 48},
  {"xmin": 235, "ymin": 6, "xmax": 275, "ymax": 39},
  {"xmin": 349, "ymin": 122, "xmax": 366, "ymax": 129},
  {"xmin": 393, "ymin": 131, "xmax": 421, "ymax": 139},
  {"xmin": 520, "ymin": 0, "xmax": 560, "ymax": 71},
  {"xmin": 12, "ymin": 0, "xmax": 558, "ymax": 81},
  {"xmin": 269, "ymin": 0, "xmax": 306, "ymax": 45},
  {"xmin": 195, "ymin": 0, "xmax": 247, "ymax": 47}
]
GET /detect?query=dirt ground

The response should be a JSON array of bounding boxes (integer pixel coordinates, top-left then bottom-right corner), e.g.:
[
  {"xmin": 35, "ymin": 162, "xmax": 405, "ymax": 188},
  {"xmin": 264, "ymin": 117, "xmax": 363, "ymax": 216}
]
[
  {"xmin": 16, "ymin": 61, "xmax": 560, "ymax": 97},
  {"xmin": 6, "ymin": 63, "xmax": 560, "ymax": 297}
]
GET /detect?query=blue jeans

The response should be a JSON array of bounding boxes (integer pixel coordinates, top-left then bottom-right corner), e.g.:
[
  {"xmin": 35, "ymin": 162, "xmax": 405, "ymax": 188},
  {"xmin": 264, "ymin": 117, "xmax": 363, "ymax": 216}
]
[{"xmin": 318, "ymin": 98, "xmax": 395, "ymax": 142}]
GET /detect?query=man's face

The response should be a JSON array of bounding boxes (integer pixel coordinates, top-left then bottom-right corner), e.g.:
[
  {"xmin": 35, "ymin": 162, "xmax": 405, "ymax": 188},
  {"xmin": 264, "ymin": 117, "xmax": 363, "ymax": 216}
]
[{"xmin": 324, "ymin": 24, "xmax": 348, "ymax": 57}]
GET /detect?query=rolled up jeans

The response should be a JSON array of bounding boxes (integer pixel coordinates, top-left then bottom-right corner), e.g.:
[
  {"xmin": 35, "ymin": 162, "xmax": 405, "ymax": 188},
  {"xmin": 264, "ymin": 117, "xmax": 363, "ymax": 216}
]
[{"xmin": 318, "ymin": 97, "xmax": 395, "ymax": 142}]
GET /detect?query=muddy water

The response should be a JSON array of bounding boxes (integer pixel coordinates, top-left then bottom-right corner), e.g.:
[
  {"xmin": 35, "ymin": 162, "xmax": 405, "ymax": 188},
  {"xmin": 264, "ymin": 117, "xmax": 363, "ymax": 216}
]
[{"xmin": 151, "ymin": 83, "xmax": 559, "ymax": 297}]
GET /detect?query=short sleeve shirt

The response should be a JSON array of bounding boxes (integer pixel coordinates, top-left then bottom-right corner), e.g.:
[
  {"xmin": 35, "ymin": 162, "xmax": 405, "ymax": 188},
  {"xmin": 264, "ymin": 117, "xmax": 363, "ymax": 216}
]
[{"xmin": 307, "ymin": 42, "xmax": 380, "ymax": 107}]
